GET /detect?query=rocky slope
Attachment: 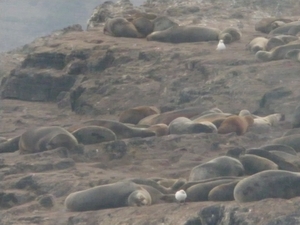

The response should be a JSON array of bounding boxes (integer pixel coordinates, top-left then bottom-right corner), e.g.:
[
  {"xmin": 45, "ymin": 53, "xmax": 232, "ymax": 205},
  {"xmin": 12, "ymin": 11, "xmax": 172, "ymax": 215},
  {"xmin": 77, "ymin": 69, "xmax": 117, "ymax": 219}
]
[{"xmin": 0, "ymin": 0, "xmax": 300, "ymax": 224}]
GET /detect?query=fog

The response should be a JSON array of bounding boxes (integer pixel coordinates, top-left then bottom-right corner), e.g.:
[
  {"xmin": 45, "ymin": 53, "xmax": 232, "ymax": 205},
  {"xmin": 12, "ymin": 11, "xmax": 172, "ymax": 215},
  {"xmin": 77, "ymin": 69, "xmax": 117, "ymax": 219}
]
[{"xmin": 0, "ymin": 0, "xmax": 145, "ymax": 53}]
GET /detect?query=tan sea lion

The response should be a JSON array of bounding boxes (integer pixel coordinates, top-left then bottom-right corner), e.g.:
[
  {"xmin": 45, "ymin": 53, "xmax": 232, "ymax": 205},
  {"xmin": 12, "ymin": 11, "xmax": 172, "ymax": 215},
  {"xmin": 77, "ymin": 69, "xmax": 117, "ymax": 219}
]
[
  {"xmin": 218, "ymin": 27, "xmax": 242, "ymax": 44},
  {"xmin": 208, "ymin": 180, "xmax": 240, "ymax": 201},
  {"xmin": 255, "ymin": 18, "xmax": 294, "ymax": 34},
  {"xmin": 255, "ymin": 42, "xmax": 300, "ymax": 62},
  {"xmin": 217, "ymin": 115, "xmax": 254, "ymax": 135},
  {"xmin": 138, "ymin": 107, "xmax": 205, "ymax": 126},
  {"xmin": 71, "ymin": 126, "xmax": 116, "ymax": 145},
  {"xmin": 168, "ymin": 117, "xmax": 216, "ymax": 135},
  {"xmin": 103, "ymin": 17, "xmax": 143, "ymax": 38},
  {"xmin": 152, "ymin": 16, "xmax": 178, "ymax": 32},
  {"xmin": 246, "ymin": 37, "xmax": 268, "ymax": 53},
  {"xmin": 119, "ymin": 106, "xmax": 160, "ymax": 125},
  {"xmin": 238, "ymin": 154, "xmax": 278, "ymax": 175},
  {"xmin": 65, "ymin": 181, "xmax": 151, "ymax": 211},
  {"xmin": 147, "ymin": 26, "xmax": 220, "ymax": 44},
  {"xmin": 148, "ymin": 124, "xmax": 169, "ymax": 136},
  {"xmin": 234, "ymin": 170, "xmax": 300, "ymax": 203},
  {"xmin": 189, "ymin": 156, "xmax": 244, "ymax": 181},
  {"xmin": 19, "ymin": 126, "xmax": 81, "ymax": 154},
  {"xmin": 132, "ymin": 17, "xmax": 154, "ymax": 37},
  {"xmin": 269, "ymin": 21, "xmax": 300, "ymax": 35},
  {"xmin": 271, "ymin": 134, "xmax": 300, "ymax": 152}
]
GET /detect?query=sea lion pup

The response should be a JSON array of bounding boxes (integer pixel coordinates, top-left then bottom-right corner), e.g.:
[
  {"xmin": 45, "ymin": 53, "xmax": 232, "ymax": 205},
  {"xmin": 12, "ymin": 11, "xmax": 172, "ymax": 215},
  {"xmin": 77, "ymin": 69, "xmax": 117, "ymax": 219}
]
[
  {"xmin": 71, "ymin": 126, "xmax": 116, "ymax": 145},
  {"xmin": 238, "ymin": 154, "xmax": 279, "ymax": 175},
  {"xmin": 255, "ymin": 18, "xmax": 294, "ymax": 34},
  {"xmin": 246, "ymin": 37, "xmax": 268, "ymax": 53},
  {"xmin": 266, "ymin": 35, "xmax": 299, "ymax": 51},
  {"xmin": 19, "ymin": 126, "xmax": 81, "ymax": 154},
  {"xmin": 234, "ymin": 170, "xmax": 300, "ymax": 203},
  {"xmin": 260, "ymin": 144, "xmax": 297, "ymax": 155},
  {"xmin": 255, "ymin": 42, "xmax": 300, "ymax": 62},
  {"xmin": 217, "ymin": 115, "xmax": 254, "ymax": 136},
  {"xmin": 245, "ymin": 148, "xmax": 299, "ymax": 172},
  {"xmin": 218, "ymin": 27, "xmax": 242, "ymax": 44},
  {"xmin": 271, "ymin": 134, "xmax": 300, "ymax": 152},
  {"xmin": 75, "ymin": 119, "xmax": 156, "ymax": 139},
  {"xmin": 192, "ymin": 112, "xmax": 233, "ymax": 128},
  {"xmin": 119, "ymin": 106, "xmax": 160, "ymax": 125},
  {"xmin": 152, "ymin": 16, "xmax": 178, "ymax": 32},
  {"xmin": 0, "ymin": 135, "xmax": 20, "ymax": 153},
  {"xmin": 103, "ymin": 17, "xmax": 143, "ymax": 38},
  {"xmin": 286, "ymin": 49, "xmax": 300, "ymax": 62},
  {"xmin": 168, "ymin": 117, "xmax": 216, "ymax": 135},
  {"xmin": 208, "ymin": 180, "xmax": 240, "ymax": 201},
  {"xmin": 138, "ymin": 107, "xmax": 204, "ymax": 126},
  {"xmin": 131, "ymin": 17, "xmax": 154, "ymax": 37},
  {"xmin": 269, "ymin": 21, "xmax": 300, "ymax": 35},
  {"xmin": 64, "ymin": 181, "xmax": 151, "ymax": 211},
  {"xmin": 147, "ymin": 26, "xmax": 220, "ymax": 44},
  {"xmin": 148, "ymin": 124, "xmax": 169, "ymax": 136},
  {"xmin": 189, "ymin": 156, "xmax": 244, "ymax": 181}
]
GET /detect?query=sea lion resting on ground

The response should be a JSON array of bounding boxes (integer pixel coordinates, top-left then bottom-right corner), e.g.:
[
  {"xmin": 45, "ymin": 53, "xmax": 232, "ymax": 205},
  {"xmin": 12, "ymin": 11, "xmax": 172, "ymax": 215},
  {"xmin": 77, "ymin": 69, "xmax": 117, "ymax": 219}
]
[
  {"xmin": 152, "ymin": 16, "xmax": 178, "ymax": 32},
  {"xmin": 119, "ymin": 106, "xmax": 160, "ymax": 125},
  {"xmin": 266, "ymin": 35, "xmax": 299, "ymax": 51},
  {"xmin": 217, "ymin": 115, "xmax": 254, "ymax": 135},
  {"xmin": 189, "ymin": 156, "xmax": 244, "ymax": 181},
  {"xmin": 147, "ymin": 26, "xmax": 220, "ymax": 43},
  {"xmin": 255, "ymin": 18, "xmax": 294, "ymax": 34},
  {"xmin": 208, "ymin": 180, "xmax": 240, "ymax": 201},
  {"xmin": 271, "ymin": 134, "xmax": 300, "ymax": 152},
  {"xmin": 103, "ymin": 17, "xmax": 143, "ymax": 38},
  {"xmin": 286, "ymin": 49, "xmax": 300, "ymax": 62},
  {"xmin": 19, "ymin": 126, "xmax": 82, "ymax": 154},
  {"xmin": 269, "ymin": 21, "xmax": 300, "ymax": 35},
  {"xmin": 255, "ymin": 42, "xmax": 300, "ymax": 62},
  {"xmin": 218, "ymin": 27, "xmax": 242, "ymax": 44},
  {"xmin": 246, "ymin": 37, "xmax": 268, "ymax": 53},
  {"xmin": 131, "ymin": 17, "xmax": 154, "ymax": 37},
  {"xmin": 249, "ymin": 113, "xmax": 285, "ymax": 134},
  {"xmin": 65, "ymin": 181, "xmax": 151, "ymax": 211},
  {"xmin": 234, "ymin": 170, "xmax": 300, "ymax": 202}
]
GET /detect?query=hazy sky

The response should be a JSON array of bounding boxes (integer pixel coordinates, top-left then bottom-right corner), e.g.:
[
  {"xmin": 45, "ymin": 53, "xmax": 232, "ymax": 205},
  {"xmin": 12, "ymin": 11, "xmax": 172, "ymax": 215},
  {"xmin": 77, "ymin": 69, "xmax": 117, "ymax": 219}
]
[{"xmin": 0, "ymin": 0, "xmax": 146, "ymax": 53}]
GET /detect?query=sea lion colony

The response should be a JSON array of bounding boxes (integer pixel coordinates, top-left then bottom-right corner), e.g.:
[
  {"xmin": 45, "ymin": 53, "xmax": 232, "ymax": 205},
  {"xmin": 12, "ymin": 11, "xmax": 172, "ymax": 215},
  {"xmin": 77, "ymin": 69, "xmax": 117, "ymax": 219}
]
[{"xmin": 1, "ymin": 4, "xmax": 300, "ymax": 214}]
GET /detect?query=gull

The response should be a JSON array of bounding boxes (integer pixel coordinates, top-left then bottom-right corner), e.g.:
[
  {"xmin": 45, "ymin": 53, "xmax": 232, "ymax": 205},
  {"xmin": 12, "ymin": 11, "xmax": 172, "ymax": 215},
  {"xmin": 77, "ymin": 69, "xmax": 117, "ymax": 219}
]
[
  {"xmin": 216, "ymin": 39, "xmax": 226, "ymax": 51},
  {"xmin": 175, "ymin": 190, "xmax": 187, "ymax": 204}
]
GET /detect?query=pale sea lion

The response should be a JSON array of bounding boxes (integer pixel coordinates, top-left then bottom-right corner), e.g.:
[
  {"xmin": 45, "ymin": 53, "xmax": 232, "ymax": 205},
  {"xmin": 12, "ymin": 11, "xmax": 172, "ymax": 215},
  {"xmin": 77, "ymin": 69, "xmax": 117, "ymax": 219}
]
[
  {"xmin": 255, "ymin": 43, "xmax": 300, "ymax": 62},
  {"xmin": 152, "ymin": 16, "xmax": 178, "ymax": 32},
  {"xmin": 250, "ymin": 113, "xmax": 285, "ymax": 133},
  {"xmin": 234, "ymin": 170, "xmax": 300, "ymax": 203},
  {"xmin": 208, "ymin": 180, "xmax": 240, "ymax": 201},
  {"xmin": 238, "ymin": 154, "xmax": 278, "ymax": 175},
  {"xmin": 148, "ymin": 124, "xmax": 169, "ymax": 137},
  {"xmin": 168, "ymin": 117, "xmax": 215, "ymax": 135},
  {"xmin": 147, "ymin": 26, "xmax": 220, "ymax": 44},
  {"xmin": 103, "ymin": 17, "xmax": 143, "ymax": 38},
  {"xmin": 189, "ymin": 156, "xmax": 244, "ymax": 181},
  {"xmin": 271, "ymin": 134, "xmax": 300, "ymax": 152},
  {"xmin": 119, "ymin": 106, "xmax": 160, "ymax": 125},
  {"xmin": 218, "ymin": 27, "xmax": 242, "ymax": 44},
  {"xmin": 65, "ymin": 181, "xmax": 151, "ymax": 211},
  {"xmin": 255, "ymin": 18, "xmax": 294, "ymax": 34},
  {"xmin": 217, "ymin": 115, "xmax": 254, "ymax": 135},
  {"xmin": 71, "ymin": 126, "xmax": 116, "ymax": 145},
  {"xmin": 19, "ymin": 126, "xmax": 81, "ymax": 154},
  {"xmin": 246, "ymin": 37, "xmax": 268, "ymax": 53}
]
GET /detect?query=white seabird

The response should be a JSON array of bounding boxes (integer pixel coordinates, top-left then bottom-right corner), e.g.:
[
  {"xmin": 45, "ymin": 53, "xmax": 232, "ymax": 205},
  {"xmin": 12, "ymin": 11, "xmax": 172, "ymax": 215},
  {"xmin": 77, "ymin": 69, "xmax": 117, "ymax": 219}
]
[
  {"xmin": 216, "ymin": 39, "xmax": 226, "ymax": 50},
  {"xmin": 175, "ymin": 189, "xmax": 187, "ymax": 203}
]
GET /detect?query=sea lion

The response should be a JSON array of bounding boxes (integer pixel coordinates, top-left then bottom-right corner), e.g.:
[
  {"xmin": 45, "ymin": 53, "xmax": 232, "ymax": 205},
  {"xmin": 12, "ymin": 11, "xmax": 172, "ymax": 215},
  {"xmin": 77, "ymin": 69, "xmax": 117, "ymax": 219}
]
[
  {"xmin": 140, "ymin": 185, "xmax": 176, "ymax": 203},
  {"xmin": 157, "ymin": 178, "xmax": 183, "ymax": 188},
  {"xmin": 152, "ymin": 16, "xmax": 178, "ymax": 32},
  {"xmin": 147, "ymin": 26, "xmax": 220, "ymax": 44},
  {"xmin": 255, "ymin": 18, "xmax": 294, "ymax": 34},
  {"xmin": 246, "ymin": 37, "xmax": 268, "ymax": 53},
  {"xmin": 217, "ymin": 115, "xmax": 254, "ymax": 135},
  {"xmin": 132, "ymin": 17, "xmax": 154, "ymax": 37},
  {"xmin": 64, "ymin": 181, "xmax": 151, "ymax": 211},
  {"xmin": 269, "ymin": 21, "xmax": 300, "ymax": 35},
  {"xmin": 292, "ymin": 103, "xmax": 300, "ymax": 128},
  {"xmin": 168, "ymin": 117, "xmax": 216, "ymax": 135},
  {"xmin": 119, "ymin": 106, "xmax": 160, "ymax": 125},
  {"xmin": 266, "ymin": 35, "xmax": 299, "ymax": 51},
  {"xmin": 71, "ymin": 126, "xmax": 116, "ymax": 145},
  {"xmin": 192, "ymin": 112, "xmax": 232, "ymax": 128},
  {"xmin": 286, "ymin": 49, "xmax": 300, "ymax": 62},
  {"xmin": 148, "ymin": 124, "xmax": 169, "ymax": 136},
  {"xmin": 208, "ymin": 180, "xmax": 240, "ymax": 201},
  {"xmin": 245, "ymin": 148, "xmax": 299, "ymax": 172},
  {"xmin": 138, "ymin": 107, "xmax": 205, "ymax": 126},
  {"xmin": 255, "ymin": 42, "xmax": 300, "ymax": 62},
  {"xmin": 19, "ymin": 126, "xmax": 81, "ymax": 154},
  {"xmin": 260, "ymin": 144, "xmax": 297, "ymax": 155},
  {"xmin": 0, "ymin": 135, "xmax": 20, "ymax": 153},
  {"xmin": 197, "ymin": 121, "xmax": 218, "ymax": 133},
  {"xmin": 283, "ymin": 128, "xmax": 300, "ymax": 137},
  {"xmin": 234, "ymin": 170, "xmax": 300, "ymax": 203},
  {"xmin": 218, "ymin": 27, "xmax": 242, "ymax": 44},
  {"xmin": 103, "ymin": 17, "xmax": 143, "ymax": 38},
  {"xmin": 72, "ymin": 120, "xmax": 156, "ymax": 139},
  {"xmin": 238, "ymin": 154, "xmax": 279, "ymax": 175},
  {"xmin": 126, "ymin": 12, "xmax": 157, "ymax": 22},
  {"xmin": 189, "ymin": 156, "xmax": 244, "ymax": 181},
  {"xmin": 249, "ymin": 113, "xmax": 285, "ymax": 133},
  {"xmin": 271, "ymin": 134, "xmax": 300, "ymax": 152}
]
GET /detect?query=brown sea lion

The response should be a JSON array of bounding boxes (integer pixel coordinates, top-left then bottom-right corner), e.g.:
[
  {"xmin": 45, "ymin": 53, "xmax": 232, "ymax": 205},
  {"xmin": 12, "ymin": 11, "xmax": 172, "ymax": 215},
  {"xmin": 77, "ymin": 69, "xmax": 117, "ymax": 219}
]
[
  {"xmin": 147, "ymin": 26, "xmax": 220, "ymax": 44},
  {"xmin": 65, "ymin": 181, "xmax": 151, "ymax": 211},
  {"xmin": 217, "ymin": 115, "xmax": 254, "ymax": 135},
  {"xmin": 218, "ymin": 27, "xmax": 242, "ymax": 44},
  {"xmin": 246, "ymin": 37, "xmax": 268, "ymax": 53},
  {"xmin": 19, "ymin": 126, "xmax": 81, "ymax": 154},
  {"xmin": 103, "ymin": 17, "xmax": 143, "ymax": 38},
  {"xmin": 119, "ymin": 106, "xmax": 160, "ymax": 125},
  {"xmin": 234, "ymin": 170, "xmax": 300, "ymax": 203},
  {"xmin": 255, "ymin": 18, "xmax": 294, "ymax": 34}
]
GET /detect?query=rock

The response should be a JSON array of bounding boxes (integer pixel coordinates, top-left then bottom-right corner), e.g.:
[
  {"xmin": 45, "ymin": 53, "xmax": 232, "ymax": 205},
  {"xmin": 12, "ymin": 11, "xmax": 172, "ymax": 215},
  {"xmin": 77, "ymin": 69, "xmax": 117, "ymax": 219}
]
[{"xmin": 37, "ymin": 194, "xmax": 55, "ymax": 208}]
